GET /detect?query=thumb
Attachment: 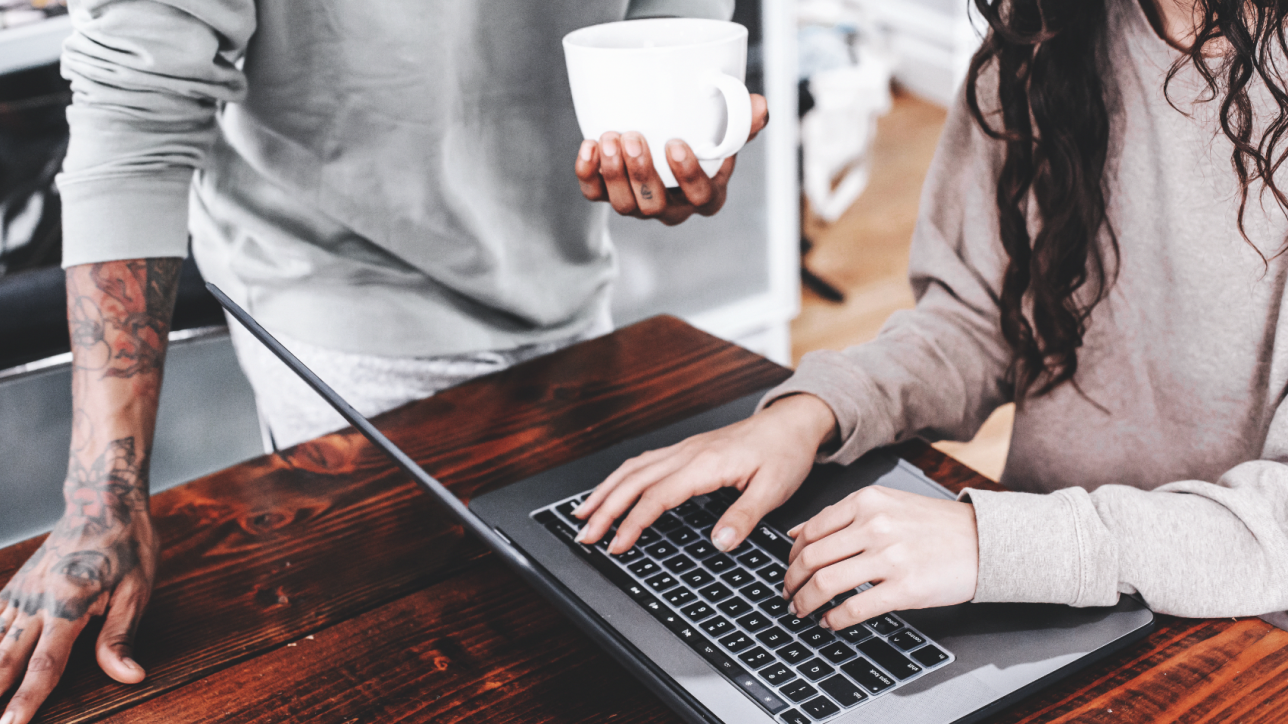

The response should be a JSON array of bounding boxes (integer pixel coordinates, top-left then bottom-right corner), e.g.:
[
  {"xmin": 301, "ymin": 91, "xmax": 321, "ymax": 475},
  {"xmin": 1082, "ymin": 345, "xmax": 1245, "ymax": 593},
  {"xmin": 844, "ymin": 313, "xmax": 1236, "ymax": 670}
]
[
  {"xmin": 96, "ymin": 579, "xmax": 149, "ymax": 684},
  {"xmin": 710, "ymin": 474, "xmax": 789, "ymax": 553}
]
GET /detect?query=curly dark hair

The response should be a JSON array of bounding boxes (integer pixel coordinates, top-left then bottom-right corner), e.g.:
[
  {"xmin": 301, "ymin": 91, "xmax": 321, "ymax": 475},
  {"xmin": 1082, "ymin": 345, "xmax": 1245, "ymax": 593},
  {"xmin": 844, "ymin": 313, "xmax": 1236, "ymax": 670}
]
[{"xmin": 964, "ymin": 0, "xmax": 1288, "ymax": 400}]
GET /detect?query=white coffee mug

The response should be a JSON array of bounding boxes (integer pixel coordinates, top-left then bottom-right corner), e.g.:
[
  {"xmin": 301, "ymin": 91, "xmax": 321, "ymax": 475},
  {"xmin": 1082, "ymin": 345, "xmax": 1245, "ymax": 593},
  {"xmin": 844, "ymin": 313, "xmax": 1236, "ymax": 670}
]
[{"xmin": 563, "ymin": 18, "xmax": 752, "ymax": 188}]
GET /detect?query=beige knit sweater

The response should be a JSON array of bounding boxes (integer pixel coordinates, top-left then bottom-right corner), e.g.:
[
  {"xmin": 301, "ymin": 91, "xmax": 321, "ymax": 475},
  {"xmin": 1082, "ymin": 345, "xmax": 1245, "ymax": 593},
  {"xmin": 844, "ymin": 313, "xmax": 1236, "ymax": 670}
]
[{"xmin": 765, "ymin": 0, "xmax": 1288, "ymax": 624}]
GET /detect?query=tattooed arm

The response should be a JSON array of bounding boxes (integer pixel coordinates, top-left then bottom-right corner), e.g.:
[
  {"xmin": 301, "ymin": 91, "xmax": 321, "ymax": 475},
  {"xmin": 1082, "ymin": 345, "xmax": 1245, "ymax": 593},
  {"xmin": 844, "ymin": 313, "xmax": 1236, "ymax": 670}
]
[{"xmin": 0, "ymin": 259, "xmax": 179, "ymax": 724}]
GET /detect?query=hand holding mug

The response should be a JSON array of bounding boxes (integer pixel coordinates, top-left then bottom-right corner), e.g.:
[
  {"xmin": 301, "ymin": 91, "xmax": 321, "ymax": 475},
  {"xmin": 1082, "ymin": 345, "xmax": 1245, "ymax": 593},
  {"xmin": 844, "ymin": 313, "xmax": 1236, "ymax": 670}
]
[{"xmin": 573, "ymin": 94, "xmax": 768, "ymax": 226}]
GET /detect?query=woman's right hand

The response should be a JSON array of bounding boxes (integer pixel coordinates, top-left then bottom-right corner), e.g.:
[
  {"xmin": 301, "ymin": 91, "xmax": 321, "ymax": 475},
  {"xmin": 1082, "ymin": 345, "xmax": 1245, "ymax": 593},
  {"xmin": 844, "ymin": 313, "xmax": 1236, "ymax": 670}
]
[{"xmin": 574, "ymin": 394, "xmax": 839, "ymax": 555}]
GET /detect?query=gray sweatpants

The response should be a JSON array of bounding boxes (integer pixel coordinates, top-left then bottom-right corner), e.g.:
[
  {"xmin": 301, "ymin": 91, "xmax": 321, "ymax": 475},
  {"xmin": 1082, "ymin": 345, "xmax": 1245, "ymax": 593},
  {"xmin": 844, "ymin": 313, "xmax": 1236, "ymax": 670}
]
[{"xmin": 226, "ymin": 313, "xmax": 612, "ymax": 451}]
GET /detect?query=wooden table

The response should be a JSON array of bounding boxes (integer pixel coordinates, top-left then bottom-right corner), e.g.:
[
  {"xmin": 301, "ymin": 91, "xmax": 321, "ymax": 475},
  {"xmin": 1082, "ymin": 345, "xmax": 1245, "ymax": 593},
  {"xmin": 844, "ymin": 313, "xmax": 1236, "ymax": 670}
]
[{"xmin": 9, "ymin": 317, "xmax": 1287, "ymax": 723}]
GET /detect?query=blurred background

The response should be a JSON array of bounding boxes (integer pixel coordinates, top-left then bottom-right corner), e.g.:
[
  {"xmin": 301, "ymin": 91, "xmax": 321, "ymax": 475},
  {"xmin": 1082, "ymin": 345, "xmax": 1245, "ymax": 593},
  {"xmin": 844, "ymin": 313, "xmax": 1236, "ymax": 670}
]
[{"xmin": 0, "ymin": 0, "xmax": 1009, "ymax": 546}]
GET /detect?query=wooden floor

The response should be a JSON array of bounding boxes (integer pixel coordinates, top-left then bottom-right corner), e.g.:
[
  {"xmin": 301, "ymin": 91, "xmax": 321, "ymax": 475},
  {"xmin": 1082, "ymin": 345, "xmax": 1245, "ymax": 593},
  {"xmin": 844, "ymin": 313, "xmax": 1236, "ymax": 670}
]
[{"xmin": 791, "ymin": 90, "xmax": 1014, "ymax": 482}]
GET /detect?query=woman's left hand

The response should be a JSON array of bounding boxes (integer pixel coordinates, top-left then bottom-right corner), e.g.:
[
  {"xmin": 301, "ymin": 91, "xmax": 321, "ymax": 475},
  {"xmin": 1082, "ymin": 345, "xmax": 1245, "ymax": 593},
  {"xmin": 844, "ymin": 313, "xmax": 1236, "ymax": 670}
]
[{"xmin": 783, "ymin": 485, "xmax": 980, "ymax": 631}]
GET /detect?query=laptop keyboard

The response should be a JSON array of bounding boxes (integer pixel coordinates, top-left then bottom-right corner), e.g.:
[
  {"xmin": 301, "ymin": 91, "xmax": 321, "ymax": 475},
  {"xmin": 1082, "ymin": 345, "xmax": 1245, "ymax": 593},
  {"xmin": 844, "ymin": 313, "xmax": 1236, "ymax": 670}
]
[{"xmin": 532, "ymin": 488, "xmax": 954, "ymax": 722}]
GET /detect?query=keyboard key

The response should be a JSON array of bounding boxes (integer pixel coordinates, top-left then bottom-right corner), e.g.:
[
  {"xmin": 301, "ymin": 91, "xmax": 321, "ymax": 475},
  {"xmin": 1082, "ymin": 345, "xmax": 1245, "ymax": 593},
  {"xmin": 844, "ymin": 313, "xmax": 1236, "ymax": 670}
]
[
  {"xmin": 911, "ymin": 645, "xmax": 949, "ymax": 667},
  {"xmin": 721, "ymin": 568, "xmax": 755, "ymax": 587},
  {"xmin": 760, "ymin": 661, "xmax": 797, "ymax": 686},
  {"xmin": 755, "ymin": 626, "xmax": 792, "ymax": 648},
  {"xmin": 555, "ymin": 499, "xmax": 580, "ymax": 521},
  {"xmin": 800, "ymin": 627, "xmax": 836, "ymax": 649},
  {"xmin": 719, "ymin": 631, "xmax": 754, "ymax": 653},
  {"xmin": 819, "ymin": 674, "xmax": 868, "ymax": 708},
  {"xmin": 778, "ymin": 642, "xmax": 812, "ymax": 665},
  {"xmin": 684, "ymin": 510, "xmax": 716, "ymax": 528},
  {"xmin": 673, "ymin": 501, "xmax": 700, "ymax": 517},
  {"xmin": 613, "ymin": 547, "xmax": 643, "ymax": 564},
  {"xmin": 865, "ymin": 614, "xmax": 902, "ymax": 636},
  {"xmin": 701, "ymin": 616, "xmax": 735, "ymax": 638},
  {"xmin": 759, "ymin": 564, "xmax": 787, "ymax": 585},
  {"xmin": 645, "ymin": 572, "xmax": 678, "ymax": 592},
  {"xmin": 637, "ymin": 529, "xmax": 660, "ymax": 546},
  {"xmin": 819, "ymin": 641, "xmax": 855, "ymax": 664},
  {"xmin": 704, "ymin": 497, "xmax": 730, "ymax": 515},
  {"xmin": 685, "ymin": 540, "xmax": 718, "ymax": 560},
  {"xmin": 780, "ymin": 679, "xmax": 818, "ymax": 703},
  {"xmin": 836, "ymin": 625, "xmax": 871, "ymax": 644},
  {"xmin": 699, "ymin": 582, "xmax": 733, "ymax": 602},
  {"xmin": 668, "ymin": 526, "xmax": 700, "ymax": 545},
  {"xmin": 653, "ymin": 513, "xmax": 683, "ymax": 533},
  {"xmin": 621, "ymin": 581, "xmax": 651, "ymax": 602},
  {"xmin": 779, "ymin": 614, "xmax": 813, "ymax": 633},
  {"xmin": 663, "ymin": 587, "xmax": 696, "ymax": 607},
  {"xmin": 858, "ymin": 638, "xmax": 922, "ymax": 680},
  {"xmin": 628, "ymin": 559, "xmax": 660, "ymax": 578},
  {"xmin": 796, "ymin": 657, "xmax": 834, "ymax": 682},
  {"xmin": 731, "ymin": 671, "xmax": 788, "ymax": 714},
  {"xmin": 737, "ymin": 549, "xmax": 772, "ymax": 569},
  {"xmin": 841, "ymin": 658, "xmax": 895, "ymax": 694},
  {"xmin": 532, "ymin": 508, "xmax": 558, "ymax": 525},
  {"xmin": 680, "ymin": 569, "xmax": 715, "ymax": 588},
  {"xmin": 644, "ymin": 541, "xmax": 678, "ymax": 559},
  {"xmin": 705, "ymin": 554, "xmax": 736, "ymax": 573},
  {"xmin": 780, "ymin": 709, "xmax": 810, "ymax": 724},
  {"xmin": 682, "ymin": 601, "xmax": 716, "ymax": 622},
  {"xmin": 739, "ymin": 581, "xmax": 774, "ymax": 602},
  {"xmin": 663, "ymin": 555, "xmax": 696, "ymax": 574},
  {"xmin": 691, "ymin": 636, "xmax": 745, "ymax": 679},
  {"xmin": 889, "ymin": 629, "xmax": 926, "ymax": 651},
  {"xmin": 800, "ymin": 695, "xmax": 840, "ymax": 720},
  {"xmin": 750, "ymin": 525, "xmax": 793, "ymax": 562},
  {"xmin": 738, "ymin": 646, "xmax": 774, "ymax": 669},
  {"xmin": 759, "ymin": 597, "xmax": 790, "ymax": 617},
  {"xmin": 737, "ymin": 611, "xmax": 772, "ymax": 632},
  {"xmin": 718, "ymin": 597, "xmax": 752, "ymax": 617}
]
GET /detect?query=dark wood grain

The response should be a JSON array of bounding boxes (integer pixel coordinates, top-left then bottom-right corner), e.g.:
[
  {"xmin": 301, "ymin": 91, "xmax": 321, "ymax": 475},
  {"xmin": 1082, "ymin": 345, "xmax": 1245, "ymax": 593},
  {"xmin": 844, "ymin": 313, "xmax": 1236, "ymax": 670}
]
[{"xmin": 8, "ymin": 315, "xmax": 1285, "ymax": 723}]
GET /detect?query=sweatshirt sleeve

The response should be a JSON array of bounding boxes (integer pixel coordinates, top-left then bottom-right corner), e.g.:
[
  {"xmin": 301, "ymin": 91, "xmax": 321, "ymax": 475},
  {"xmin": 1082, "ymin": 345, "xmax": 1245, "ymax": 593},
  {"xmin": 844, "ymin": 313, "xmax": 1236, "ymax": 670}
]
[
  {"xmin": 962, "ymin": 400, "xmax": 1288, "ymax": 619},
  {"xmin": 760, "ymin": 85, "xmax": 1015, "ymax": 464},
  {"xmin": 57, "ymin": 0, "xmax": 255, "ymax": 268}
]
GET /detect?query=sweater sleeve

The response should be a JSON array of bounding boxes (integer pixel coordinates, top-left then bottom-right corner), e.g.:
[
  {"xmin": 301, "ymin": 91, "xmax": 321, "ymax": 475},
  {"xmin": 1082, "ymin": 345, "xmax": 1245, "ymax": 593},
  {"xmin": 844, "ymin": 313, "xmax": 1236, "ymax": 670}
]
[
  {"xmin": 962, "ymin": 400, "xmax": 1288, "ymax": 619},
  {"xmin": 760, "ymin": 85, "xmax": 1014, "ymax": 464},
  {"xmin": 57, "ymin": 0, "xmax": 255, "ymax": 268}
]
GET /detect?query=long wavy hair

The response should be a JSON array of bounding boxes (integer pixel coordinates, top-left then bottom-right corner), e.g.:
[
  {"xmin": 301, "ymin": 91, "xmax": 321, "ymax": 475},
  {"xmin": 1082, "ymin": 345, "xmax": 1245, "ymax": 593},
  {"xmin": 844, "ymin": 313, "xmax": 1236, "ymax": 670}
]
[{"xmin": 964, "ymin": 0, "xmax": 1288, "ymax": 400}]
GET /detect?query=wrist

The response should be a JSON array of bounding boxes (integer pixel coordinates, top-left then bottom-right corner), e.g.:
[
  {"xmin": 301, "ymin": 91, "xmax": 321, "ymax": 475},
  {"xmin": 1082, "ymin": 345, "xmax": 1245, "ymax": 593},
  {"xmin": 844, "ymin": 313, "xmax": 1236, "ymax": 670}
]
[{"xmin": 763, "ymin": 393, "xmax": 839, "ymax": 450}]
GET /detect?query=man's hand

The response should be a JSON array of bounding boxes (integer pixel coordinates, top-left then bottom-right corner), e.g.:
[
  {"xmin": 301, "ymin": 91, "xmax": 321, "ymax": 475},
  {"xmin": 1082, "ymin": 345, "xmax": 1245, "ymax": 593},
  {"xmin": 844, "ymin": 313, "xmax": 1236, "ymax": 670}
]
[
  {"xmin": 0, "ymin": 259, "xmax": 179, "ymax": 724},
  {"xmin": 782, "ymin": 487, "xmax": 979, "ymax": 631},
  {"xmin": 574, "ymin": 93, "xmax": 769, "ymax": 226}
]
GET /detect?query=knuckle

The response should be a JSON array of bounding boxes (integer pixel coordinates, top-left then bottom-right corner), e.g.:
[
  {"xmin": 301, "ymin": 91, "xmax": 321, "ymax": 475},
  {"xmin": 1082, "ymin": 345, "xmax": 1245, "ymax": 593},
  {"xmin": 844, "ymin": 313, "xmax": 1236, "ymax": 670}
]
[
  {"xmin": 867, "ymin": 513, "xmax": 895, "ymax": 538},
  {"xmin": 26, "ymin": 655, "xmax": 55, "ymax": 673},
  {"xmin": 11, "ymin": 688, "xmax": 39, "ymax": 704},
  {"xmin": 812, "ymin": 567, "xmax": 838, "ymax": 592}
]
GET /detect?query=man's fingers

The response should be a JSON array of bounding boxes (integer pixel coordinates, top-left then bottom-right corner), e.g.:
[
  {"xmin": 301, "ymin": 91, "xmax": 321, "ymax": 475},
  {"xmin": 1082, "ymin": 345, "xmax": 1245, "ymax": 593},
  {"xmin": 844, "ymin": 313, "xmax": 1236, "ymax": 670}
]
[
  {"xmin": 819, "ymin": 583, "xmax": 900, "ymax": 632},
  {"xmin": 664, "ymin": 141, "xmax": 715, "ymax": 208},
  {"xmin": 2, "ymin": 619, "xmax": 76, "ymax": 724},
  {"xmin": 709, "ymin": 471, "xmax": 790, "ymax": 553},
  {"xmin": 575, "ymin": 140, "xmax": 608, "ymax": 202},
  {"xmin": 620, "ymin": 132, "xmax": 668, "ymax": 217},
  {"xmin": 695, "ymin": 156, "xmax": 734, "ymax": 216},
  {"xmin": 748, "ymin": 93, "xmax": 769, "ymax": 141},
  {"xmin": 0, "ymin": 614, "xmax": 40, "ymax": 698},
  {"xmin": 97, "ymin": 579, "xmax": 149, "ymax": 684},
  {"xmin": 598, "ymin": 132, "xmax": 638, "ymax": 215}
]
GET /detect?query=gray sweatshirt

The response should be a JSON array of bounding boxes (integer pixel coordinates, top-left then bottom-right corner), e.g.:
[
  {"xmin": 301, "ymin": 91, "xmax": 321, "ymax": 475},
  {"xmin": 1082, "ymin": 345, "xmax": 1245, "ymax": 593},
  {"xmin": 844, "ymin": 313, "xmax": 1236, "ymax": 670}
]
[
  {"xmin": 764, "ymin": 0, "xmax": 1288, "ymax": 623},
  {"xmin": 57, "ymin": 0, "xmax": 729, "ymax": 357}
]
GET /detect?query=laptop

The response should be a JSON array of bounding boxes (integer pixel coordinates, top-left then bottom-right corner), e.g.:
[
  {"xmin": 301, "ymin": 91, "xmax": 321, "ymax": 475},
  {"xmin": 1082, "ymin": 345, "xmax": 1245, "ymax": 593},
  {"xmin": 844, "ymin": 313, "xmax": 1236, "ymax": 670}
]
[{"xmin": 210, "ymin": 283, "xmax": 1154, "ymax": 724}]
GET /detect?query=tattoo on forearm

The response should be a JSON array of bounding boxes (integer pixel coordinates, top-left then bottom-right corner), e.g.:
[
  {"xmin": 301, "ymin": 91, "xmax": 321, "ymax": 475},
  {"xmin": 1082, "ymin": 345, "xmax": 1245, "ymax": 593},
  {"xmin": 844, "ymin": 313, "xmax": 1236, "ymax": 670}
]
[{"xmin": 68, "ymin": 259, "xmax": 181, "ymax": 379}]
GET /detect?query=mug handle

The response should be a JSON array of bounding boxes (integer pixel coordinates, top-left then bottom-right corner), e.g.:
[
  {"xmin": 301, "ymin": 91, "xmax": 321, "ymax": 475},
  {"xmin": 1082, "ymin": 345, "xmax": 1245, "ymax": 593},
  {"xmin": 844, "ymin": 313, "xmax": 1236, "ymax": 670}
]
[{"xmin": 692, "ymin": 72, "xmax": 752, "ymax": 161}]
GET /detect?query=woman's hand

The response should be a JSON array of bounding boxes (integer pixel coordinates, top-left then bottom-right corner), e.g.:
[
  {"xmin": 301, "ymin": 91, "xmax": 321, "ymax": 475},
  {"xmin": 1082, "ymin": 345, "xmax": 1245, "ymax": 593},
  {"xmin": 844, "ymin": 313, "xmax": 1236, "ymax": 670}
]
[
  {"xmin": 574, "ymin": 94, "xmax": 769, "ymax": 226},
  {"xmin": 574, "ymin": 393, "xmax": 837, "ymax": 554},
  {"xmin": 783, "ymin": 486, "xmax": 979, "ymax": 630}
]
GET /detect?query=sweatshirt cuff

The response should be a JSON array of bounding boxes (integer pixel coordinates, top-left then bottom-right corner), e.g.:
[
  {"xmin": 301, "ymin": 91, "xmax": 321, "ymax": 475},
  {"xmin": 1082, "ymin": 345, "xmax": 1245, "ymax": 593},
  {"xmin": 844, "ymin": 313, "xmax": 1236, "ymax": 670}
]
[
  {"xmin": 58, "ymin": 172, "xmax": 193, "ymax": 268},
  {"xmin": 756, "ymin": 350, "xmax": 898, "ymax": 465},
  {"xmin": 961, "ymin": 487, "xmax": 1120, "ymax": 607}
]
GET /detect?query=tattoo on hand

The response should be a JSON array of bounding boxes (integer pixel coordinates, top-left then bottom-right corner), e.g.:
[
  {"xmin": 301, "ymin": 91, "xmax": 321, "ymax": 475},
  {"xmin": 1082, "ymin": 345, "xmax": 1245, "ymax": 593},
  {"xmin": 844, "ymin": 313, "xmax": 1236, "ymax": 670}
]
[
  {"xmin": 68, "ymin": 259, "xmax": 180, "ymax": 379},
  {"xmin": 640, "ymin": 184, "xmax": 653, "ymax": 200},
  {"xmin": 7, "ymin": 628, "xmax": 23, "ymax": 641}
]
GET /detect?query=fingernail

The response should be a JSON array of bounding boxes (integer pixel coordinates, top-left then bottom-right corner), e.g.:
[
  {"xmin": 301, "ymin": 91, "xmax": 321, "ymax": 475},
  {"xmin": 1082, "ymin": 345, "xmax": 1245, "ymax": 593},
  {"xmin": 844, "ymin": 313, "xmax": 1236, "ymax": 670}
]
[
  {"xmin": 2, "ymin": 712, "xmax": 15, "ymax": 724},
  {"xmin": 820, "ymin": 617, "xmax": 832, "ymax": 630},
  {"xmin": 712, "ymin": 527, "xmax": 736, "ymax": 551},
  {"xmin": 574, "ymin": 527, "xmax": 589, "ymax": 544},
  {"xmin": 667, "ymin": 141, "xmax": 687, "ymax": 162},
  {"xmin": 603, "ymin": 137, "xmax": 618, "ymax": 157},
  {"xmin": 572, "ymin": 502, "xmax": 588, "ymax": 517},
  {"xmin": 579, "ymin": 140, "xmax": 594, "ymax": 162},
  {"xmin": 608, "ymin": 534, "xmax": 622, "ymax": 552},
  {"xmin": 788, "ymin": 602, "xmax": 799, "ymax": 617},
  {"xmin": 787, "ymin": 523, "xmax": 803, "ymax": 538},
  {"xmin": 622, "ymin": 135, "xmax": 643, "ymax": 158}
]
